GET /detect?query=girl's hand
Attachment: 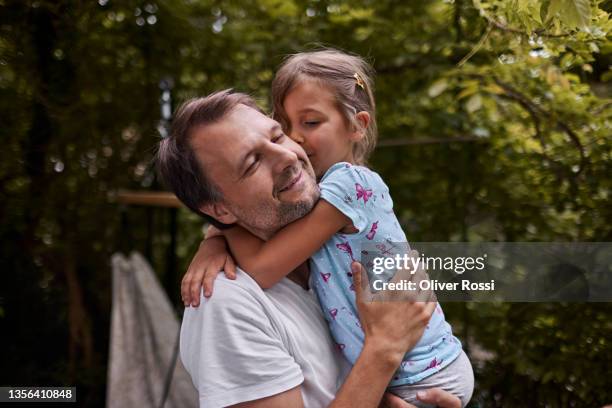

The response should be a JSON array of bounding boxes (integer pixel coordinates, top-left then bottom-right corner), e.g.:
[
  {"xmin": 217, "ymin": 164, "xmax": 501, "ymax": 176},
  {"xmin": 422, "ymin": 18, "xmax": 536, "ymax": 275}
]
[{"xmin": 181, "ymin": 236, "xmax": 236, "ymax": 307}]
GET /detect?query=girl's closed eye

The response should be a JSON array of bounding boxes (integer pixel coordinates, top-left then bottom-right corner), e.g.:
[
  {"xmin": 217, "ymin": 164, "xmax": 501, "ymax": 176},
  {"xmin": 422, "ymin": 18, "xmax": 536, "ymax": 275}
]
[{"xmin": 303, "ymin": 120, "xmax": 320, "ymax": 128}]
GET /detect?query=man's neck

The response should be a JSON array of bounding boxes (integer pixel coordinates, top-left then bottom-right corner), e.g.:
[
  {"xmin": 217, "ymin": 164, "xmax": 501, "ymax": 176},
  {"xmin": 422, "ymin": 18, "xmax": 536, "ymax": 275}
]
[{"xmin": 286, "ymin": 262, "xmax": 310, "ymax": 290}]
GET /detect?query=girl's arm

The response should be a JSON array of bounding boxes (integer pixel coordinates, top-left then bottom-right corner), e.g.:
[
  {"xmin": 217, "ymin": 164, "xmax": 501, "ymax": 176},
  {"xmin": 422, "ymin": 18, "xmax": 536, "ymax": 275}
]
[{"xmin": 223, "ymin": 199, "xmax": 351, "ymax": 288}]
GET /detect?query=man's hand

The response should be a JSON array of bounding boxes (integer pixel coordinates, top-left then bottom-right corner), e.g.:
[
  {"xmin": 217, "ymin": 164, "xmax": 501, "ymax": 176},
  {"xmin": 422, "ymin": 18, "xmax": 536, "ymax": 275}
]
[
  {"xmin": 413, "ymin": 389, "xmax": 462, "ymax": 408},
  {"xmin": 181, "ymin": 236, "xmax": 236, "ymax": 306},
  {"xmin": 352, "ymin": 252, "xmax": 437, "ymax": 367},
  {"xmin": 380, "ymin": 389, "xmax": 461, "ymax": 408}
]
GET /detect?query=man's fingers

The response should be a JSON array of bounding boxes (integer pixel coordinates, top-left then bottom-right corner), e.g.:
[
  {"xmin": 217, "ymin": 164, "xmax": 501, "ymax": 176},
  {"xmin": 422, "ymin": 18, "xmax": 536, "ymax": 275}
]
[
  {"xmin": 416, "ymin": 388, "xmax": 461, "ymax": 408},
  {"xmin": 352, "ymin": 261, "xmax": 372, "ymax": 304},
  {"xmin": 351, "ymin": 262, "xmax": 362, "ymax": 304},
  {"xmin": 382, "ymin": 392, "xmax": 414, "ymax": 408},
  {"xmin": 423, "ymin": 300, "xmax": 437, "ymax": 319},
  {"xmin": 386, "ymin": 250, "xmax": 426, "ymax": 299}
]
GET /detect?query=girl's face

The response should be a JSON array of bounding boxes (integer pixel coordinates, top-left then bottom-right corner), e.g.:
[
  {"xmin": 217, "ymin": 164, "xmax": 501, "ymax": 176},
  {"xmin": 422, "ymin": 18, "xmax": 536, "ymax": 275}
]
[{"xmin": 282, "ymin": 79, "xmax": 356, "ymax": 179}]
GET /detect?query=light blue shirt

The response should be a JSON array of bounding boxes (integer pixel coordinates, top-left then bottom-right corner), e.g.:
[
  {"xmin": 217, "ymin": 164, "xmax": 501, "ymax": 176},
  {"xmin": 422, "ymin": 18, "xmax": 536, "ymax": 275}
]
[{"xmin": 310, "ymin": 162, "xmax": 462, "ymax": 386}]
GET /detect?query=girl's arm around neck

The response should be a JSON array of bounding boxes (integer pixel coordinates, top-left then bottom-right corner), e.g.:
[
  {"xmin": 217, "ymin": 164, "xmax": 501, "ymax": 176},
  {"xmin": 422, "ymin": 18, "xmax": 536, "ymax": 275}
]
[{"xmin": 223, "ymin": 199, "xmax": 350, "ymax": 289}]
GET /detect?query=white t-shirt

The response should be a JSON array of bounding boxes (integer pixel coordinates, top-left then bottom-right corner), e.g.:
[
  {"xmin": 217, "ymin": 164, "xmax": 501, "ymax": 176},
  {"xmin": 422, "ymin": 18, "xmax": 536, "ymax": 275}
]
[{"xmin": 180, "ymin": 269, "xmax": 350, "ymax": 407}]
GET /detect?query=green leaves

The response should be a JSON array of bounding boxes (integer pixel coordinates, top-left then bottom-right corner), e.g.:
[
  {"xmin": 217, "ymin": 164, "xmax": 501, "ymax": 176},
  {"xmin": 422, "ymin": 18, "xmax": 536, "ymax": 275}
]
[
  {"xmin": 428, "ymin": 78, "xmax": 449, "ymax": 98},
  {"xmin": 465, "ymin": 93, "xmax": 483, "ymax": 112},
  {"xmin": 475, "ymin": 0, "xmax": 600, "ymax": 34},
  {"xmin": 548, "ymin": 0, "xmax": 592, "ymax": 29}
]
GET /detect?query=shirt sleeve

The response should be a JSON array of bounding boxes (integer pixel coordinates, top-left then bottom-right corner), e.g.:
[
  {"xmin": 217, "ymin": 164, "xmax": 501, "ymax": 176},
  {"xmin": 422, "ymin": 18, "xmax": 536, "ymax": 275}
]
[
  {"xmin": 180, "ymin": 277, "xmax": 304, "ymax": 407},
  {"xmin": 319, "ymin": 163, "xmax": 375, "ymax": 234}
]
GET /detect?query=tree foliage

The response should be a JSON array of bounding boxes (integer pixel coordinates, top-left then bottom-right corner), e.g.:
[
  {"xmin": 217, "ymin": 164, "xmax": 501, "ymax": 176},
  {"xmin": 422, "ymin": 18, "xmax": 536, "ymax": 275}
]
[{"xmin": 0, "ymin": 0, "xmax": 610, "ymax": 406}]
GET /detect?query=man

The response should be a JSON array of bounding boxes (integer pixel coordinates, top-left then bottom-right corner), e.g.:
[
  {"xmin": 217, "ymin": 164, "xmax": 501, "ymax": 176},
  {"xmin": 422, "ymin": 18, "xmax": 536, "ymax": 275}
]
[{"xmin": 156, "ymin": 90, "xmax": 460, "ymax": 408}]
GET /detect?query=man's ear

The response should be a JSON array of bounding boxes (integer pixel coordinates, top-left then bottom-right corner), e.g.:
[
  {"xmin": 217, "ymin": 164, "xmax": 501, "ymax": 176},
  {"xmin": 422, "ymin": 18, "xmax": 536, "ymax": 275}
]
[
  {"xmin": 351, "ymin": 111, "xmax": 371, "ymax": 141},
  {"xmin": 200, "ymin": 202, "xmax": 238, "ymax": 225}
]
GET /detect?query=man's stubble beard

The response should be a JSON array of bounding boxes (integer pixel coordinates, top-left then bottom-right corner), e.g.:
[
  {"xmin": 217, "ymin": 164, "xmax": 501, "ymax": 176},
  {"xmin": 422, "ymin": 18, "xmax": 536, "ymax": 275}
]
[
  {"xmin": 229, "ymin": 160, "xmax": 319, "ymax": 240},
  {"xmin": 228, "ymin": 190, "xmax": 318, "ymax": 240}
]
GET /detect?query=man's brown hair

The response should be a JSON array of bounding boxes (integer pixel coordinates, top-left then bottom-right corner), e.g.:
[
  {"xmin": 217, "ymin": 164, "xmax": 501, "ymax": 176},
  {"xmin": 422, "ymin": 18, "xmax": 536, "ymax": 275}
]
[{"xmin": 156, "ymin": 89, "xmax": 260, "ymax": 228}]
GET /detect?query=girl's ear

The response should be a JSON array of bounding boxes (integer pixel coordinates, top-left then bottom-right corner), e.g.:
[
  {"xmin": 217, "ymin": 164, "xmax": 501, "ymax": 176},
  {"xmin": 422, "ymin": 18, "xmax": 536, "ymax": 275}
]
[
  {"xmin": 351, "ymin": 111, "xmax": 371, "ymax": 141},
  {"xmin": 199, "ymin": 202, "xmax": 238, "ymax": 225}
]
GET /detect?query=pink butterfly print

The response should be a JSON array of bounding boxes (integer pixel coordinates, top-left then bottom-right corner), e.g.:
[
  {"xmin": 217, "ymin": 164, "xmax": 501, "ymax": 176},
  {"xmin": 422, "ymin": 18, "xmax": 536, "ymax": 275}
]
[
  {"xmin": 355, "ymin": 183, "xmax": 373, "ymax": 203},
  {"xmin": 425, "ymin": 358, "xmax": 443, "ymax": 370},
  {"xmin": 336, "ymin": 343, "xmax": 346, "ymax": 351},
  {"xmin": 329, "ymin": 308, "xmax": 338, "ymax": 320},
  {"xmin": 320, "ymin": 272, "xmax": 331, "ymax": 283},
  {"xmin": 366, "ymin": 221, "xmax": 379, "ymax": 240},
  {"xmin": 336, "ymin": 241, "xmax": 355, "ymax": 261},
  {"xmin": 376, "ymin": 243, "xmax": 394, "ymax": 256}
]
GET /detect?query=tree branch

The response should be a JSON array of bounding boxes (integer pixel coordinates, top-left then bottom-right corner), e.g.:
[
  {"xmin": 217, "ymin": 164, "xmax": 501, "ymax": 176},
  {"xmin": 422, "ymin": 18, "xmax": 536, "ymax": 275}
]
[
  {"xmin": 457, "ymin": 22, "xmax": 493, "ymax": 67},
  {"xmin": 377, "ymin": 135, "xmax": 484, "ymax": 147},
  {"xmin": 492, "ymin": 78, "xmax": 587, "ymax": 175},
  {"xmin": 483, "ymin": 15, "xmax": 570, "ymax": 38}
]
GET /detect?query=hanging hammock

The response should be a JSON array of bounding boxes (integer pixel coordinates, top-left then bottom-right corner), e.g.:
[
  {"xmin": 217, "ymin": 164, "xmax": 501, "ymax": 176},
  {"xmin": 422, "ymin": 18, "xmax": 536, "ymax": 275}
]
[{"xmin": 106, "ymin": 251, "xmax": 197, "ymax": 408}]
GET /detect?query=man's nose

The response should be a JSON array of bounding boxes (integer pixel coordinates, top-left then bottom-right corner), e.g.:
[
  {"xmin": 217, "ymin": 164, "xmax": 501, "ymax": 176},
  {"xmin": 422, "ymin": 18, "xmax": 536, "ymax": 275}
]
[{"xmin": 268, "ymin": 142, "xmax": 299, "ymax": 175}]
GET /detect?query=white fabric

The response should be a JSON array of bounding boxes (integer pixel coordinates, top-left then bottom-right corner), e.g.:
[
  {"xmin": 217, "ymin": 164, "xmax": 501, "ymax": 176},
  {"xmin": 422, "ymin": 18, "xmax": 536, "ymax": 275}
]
[
  {"xmin": 107, "ymin": 252, "xmax": 198, "ymax": 408},
  {"xmin": 180, "ymin": 269, "xmax": 349, "ymax": 407}
]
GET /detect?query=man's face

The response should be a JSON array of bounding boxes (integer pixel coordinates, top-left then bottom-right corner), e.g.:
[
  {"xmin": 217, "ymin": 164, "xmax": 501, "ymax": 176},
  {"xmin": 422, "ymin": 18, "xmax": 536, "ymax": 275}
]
[{"xmin": 191, "ymin": 104, "xmax": 319, "ymax": 239}]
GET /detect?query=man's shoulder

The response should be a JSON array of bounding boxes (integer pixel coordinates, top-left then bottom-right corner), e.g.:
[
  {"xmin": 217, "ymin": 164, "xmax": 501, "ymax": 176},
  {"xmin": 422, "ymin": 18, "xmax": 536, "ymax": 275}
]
[
  {"xmin": 187, "ymin": 269, "xmax": 267, "ymax": 312},
  {"xmin": 180, "ymin": 270, "xmax": 281, "ymax": 350},
  {"xmin": 179, "ymin": 270, "xmax": 309, "ymax": 407}
]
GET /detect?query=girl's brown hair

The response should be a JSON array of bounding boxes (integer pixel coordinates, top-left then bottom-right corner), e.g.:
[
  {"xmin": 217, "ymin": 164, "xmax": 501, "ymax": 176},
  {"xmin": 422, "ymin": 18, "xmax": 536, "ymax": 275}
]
[{"xmin": 271, "ymin": 49, "xmax": 378, "ymax": 165}]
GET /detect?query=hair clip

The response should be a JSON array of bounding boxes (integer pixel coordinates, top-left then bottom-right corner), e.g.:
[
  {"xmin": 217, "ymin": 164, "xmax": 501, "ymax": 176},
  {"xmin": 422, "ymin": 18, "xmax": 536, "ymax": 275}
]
[{"xmin": 353, "ymin": 73, "xmax": 365, "ymax": 90}]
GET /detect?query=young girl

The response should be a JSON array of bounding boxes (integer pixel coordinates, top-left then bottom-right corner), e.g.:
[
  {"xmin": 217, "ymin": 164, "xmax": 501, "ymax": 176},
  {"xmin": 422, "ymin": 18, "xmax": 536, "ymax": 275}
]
[{"xmin": 184, "ymin": 49, "xmax": 473, "ymax": 407}]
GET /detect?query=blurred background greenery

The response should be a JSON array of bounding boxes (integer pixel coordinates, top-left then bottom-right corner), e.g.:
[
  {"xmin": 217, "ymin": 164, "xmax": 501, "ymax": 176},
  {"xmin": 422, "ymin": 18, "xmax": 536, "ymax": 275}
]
[{"xmin": 0, "ymin": 0, "xmax": 610, "ymax": 406}]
